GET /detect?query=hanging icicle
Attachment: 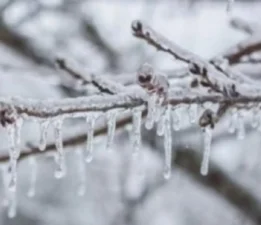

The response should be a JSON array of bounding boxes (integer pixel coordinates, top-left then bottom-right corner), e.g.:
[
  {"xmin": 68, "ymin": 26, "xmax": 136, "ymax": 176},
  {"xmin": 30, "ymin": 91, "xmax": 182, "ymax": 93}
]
[
  {"xmin": 228, "ymin": 108, "xmax": 237, "ymax": 134},
  {"xmin": 7, "ymin": 191, "xmax": 16, "ymax": 218},
  {"xmin": 145, "ymin": 93, "xmax": 157, "ymax": 130},
  {"xmin": 237, "ymin": 111, "xmax": 245, "ymax": 140},
  {"xmin": 1, "ymin": 166, "xmax": 9, "ymax": 207},
  {"xmin": 6, "ymin": 118, "xmax": 22, "ymax": 193},
  {"xmin": 163, "ymin": 105, "xmax": 172, "ymax": 180},
  {"xmin": 172, "ymin": 108, "xmax": 181, "ymax": 131},
  {"xmin": 157, "ymin": 111, "xmax": 165, "ymax": 137},
  {"xmin": 188, "ymin": 104, "xmax": 198, "ymax": 124},
  {"xmin": 106, "ymin": 110, "xmax": 117, "ymax": 152},
  {"xmin": 200, "ymin": 126, "xmax": 212, "ymax": 176},
  {"xmin": 131, "ymin": 108, "xmax": 142, "ymax": 156},
  {"xmin": 39, "ymin": 120, "xmax": 50, "ymax": 151},
  {"xmin": 85, "ymin": 114, "xmax": 96, "ymax": 163},
  {"xmin": 251, "ymin": 107, "xmax": 259, "ymax": 129},
  {"xmin": 76, "ymin": 149, "xmax": 86, "ymax": 196},
  {"xmin": 27, "ymin": 157, "xmax": 37, "ymax": 198},
  {"xmin": 53, "ymin": 118, "xmax": 66, "ymax": 179}
]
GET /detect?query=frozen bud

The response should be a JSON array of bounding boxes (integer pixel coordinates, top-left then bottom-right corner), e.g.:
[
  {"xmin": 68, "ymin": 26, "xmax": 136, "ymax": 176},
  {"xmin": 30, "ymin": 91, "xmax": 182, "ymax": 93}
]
[
  {"xmin": 131, "ymin": 20, "xmax": 143, "ymax": 34},
  {"xmin": 199, "ymin": 109, "xmax": 215, "ymax": 128},
  {"xmin": 0, "ymin": 105, "xmax": 17, "ymax": 127},
  {"xmin": 153, "ymin": 73, "xmax": 169, "ymax": 97},
  {"xmin": 137, "ymin": 63, "xmax": 154, "ymax": 90}
]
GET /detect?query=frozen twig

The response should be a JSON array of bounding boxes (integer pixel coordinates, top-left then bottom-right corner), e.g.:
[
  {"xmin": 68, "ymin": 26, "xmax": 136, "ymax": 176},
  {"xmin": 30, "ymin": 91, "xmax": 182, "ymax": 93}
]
[
  {"xmin": 215, "ymin": 17, "xmax": 261, "ymax": 65},
  {"xmin": 131, "ymin": 20, "xmax": 261, "ymax": 96},
  {"xmin": 56, "ymin": 58, "xmax": 126, "ymax": 94},
  {"xmin": 230, "ymin": 17, "xmax": 259, "ymax": 35}
]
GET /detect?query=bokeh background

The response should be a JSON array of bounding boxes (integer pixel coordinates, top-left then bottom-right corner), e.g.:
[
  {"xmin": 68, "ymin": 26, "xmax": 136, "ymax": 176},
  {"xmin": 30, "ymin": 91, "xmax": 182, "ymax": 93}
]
[{"xmin": 0, "ymin": 0, "xmax": 261, "ymax": 225}]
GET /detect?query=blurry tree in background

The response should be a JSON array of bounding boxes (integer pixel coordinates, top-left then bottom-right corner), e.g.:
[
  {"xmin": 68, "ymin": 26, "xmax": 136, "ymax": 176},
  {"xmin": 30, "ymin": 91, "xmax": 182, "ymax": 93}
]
[{"xmin": 1, "ymin": 0, "xmax": 261, "ymax": 225}]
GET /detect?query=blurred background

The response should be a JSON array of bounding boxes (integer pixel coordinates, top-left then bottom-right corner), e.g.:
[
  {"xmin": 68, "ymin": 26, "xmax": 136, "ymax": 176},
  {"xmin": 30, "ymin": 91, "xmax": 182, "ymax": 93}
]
[{"xmin": 0, "ymin": 0, "xmax": 261, "ymax": 225}]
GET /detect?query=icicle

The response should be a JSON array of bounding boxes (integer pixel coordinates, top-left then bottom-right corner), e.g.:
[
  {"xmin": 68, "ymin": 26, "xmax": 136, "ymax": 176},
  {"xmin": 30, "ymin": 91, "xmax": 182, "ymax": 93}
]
[
  {"xmin": 53, "ymin": 119, "xmax": 66, "ymax": 179},
  {"xmin": 39, "ymin": 120, "xmax": 50, "ymax": 151},
  {"xmin": 228, "ymin": 108, "xmax": 237, "ymax": 134},
  {"xmin": 237, "ymin": 111, "xmax": 245, "ymax": 140},
  {"xmin": 14, "ymin": 118, "xmax": 23, "ymax": 157},
  {"xmin": 227, "ymin": 0, "xmax": 235, "ymax": 12},
  {"xmin": 172, "ymin": 108, "xmax": 181, "ymax": 131},
  {"xmin": 157, "ymin": 112, "xmax": 165, "ymax": 136},
  {"xmin": 131, "ymin": 108, "xmax": 142, "ymax": 156},
  {"xmin": 27, "ymin": 157, "xmax": 37, "ymax": 198},
  {"xmin": 200, "ymin": 126, "xmax": 212, "ymax": 176},
  {"xmin": 1, "ymin": 167, "xmax": 8, "ymax": 207},
  {"xmin": 106, "ymin": 111, "xmax": 117, "ymax": 152},
  {"xmin": 188, "ymin": 104, "xmax": 198, "ymax": 124},
  {"xmin": 76, "ymin": 149, "xmax": 86, "ymax": 196},
  {"xmin": 7, "ymin": 124, "xmax": 18, "ymax": 192},
  {"xmin": 251, "ymin": 107, "xmax": 259, "ymax": 129},
  {"xmin": 7, "ymin": 191, "xmax": 16, "ymax": 219},
  {"xmin": 85, "ymin": 115, "xmax": 96, "ymax": 163},
  {"xmin": 163, "ymin": 105, "xmax": 172, "ymax": 180},
  {"xmin": 154, "ymin": 96, "xmax": 164, "ymax": 123},
  {"xmin": 145, "ymin": 93, "xmax": 157, "ymax": 130}
]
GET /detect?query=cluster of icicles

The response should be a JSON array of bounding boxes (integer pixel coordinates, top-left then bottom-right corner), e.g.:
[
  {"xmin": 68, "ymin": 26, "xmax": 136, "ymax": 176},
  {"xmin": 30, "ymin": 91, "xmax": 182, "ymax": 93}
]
[{"xmin": 1, "ymin": 96, "xmax": 251, "ymax": 218}]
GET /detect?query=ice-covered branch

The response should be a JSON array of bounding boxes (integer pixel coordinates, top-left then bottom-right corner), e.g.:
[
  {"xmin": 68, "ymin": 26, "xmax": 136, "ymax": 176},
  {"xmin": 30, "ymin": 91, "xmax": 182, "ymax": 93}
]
[
  {"xmin": 0, "ymin": 94, "xmax": 145, "ymax": 120},
  {"xmin": 217, "ymin": 35, "xmax": 261, "ymax": 65},
  {"xmin": 131, "ymin": 20, "xmax": 261, "ymax": 96},
  {"xmin": 56, "ymin": 58, "xmax": 126, "ymax": 94},
  {"xmin": 214, "ymin": 17, "xmax": 261, "ymax": 65},
  {"xmin": 230, "ymin": 17, "xmax": 259, "ymax": 35}
]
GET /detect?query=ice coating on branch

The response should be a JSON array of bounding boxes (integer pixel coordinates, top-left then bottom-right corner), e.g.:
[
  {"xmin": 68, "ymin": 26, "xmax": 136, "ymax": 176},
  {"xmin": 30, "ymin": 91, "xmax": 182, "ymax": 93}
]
[
  {"xmin": 228, "ymin": 108, "xmax": 237, "ymax": 134},
  {"xmin": 237, "ymin": 111, "xmax": 245, "ymax": 140},
  {"xmin": 131, "ymin": 107, "xmax": 142, "ymax": 156},
  {"xmin": 76, "ymin": 149, "xmax": 86, "ymax": 196},
  {"xmin": 53, "ymin": 118, "xmax": 66, "ymax": 179},
  {"xmin": 0, "ymin": 93, "xmax": 144, "ymax": 119},
  {"xmin": 85, "ymin": 114, "xmax": 96, "ymax": 163},
  {"xmin": 106, "ymin": 110, "xmax": 117, "ymax": 152},
  {"xmin": 172, "ymin": 108, "xmax": 181, "ymax": 131},
  {"xmin": 145, "ymin": 93, "xmax": 157, "ymax": 129},
  {"xmin": 137, "ymin": 63, "xmax": 169, "ymax": 130},
  {"xmin": 163, "ymin": 105, "xmax": 172, "ymax": 180},
  {"xmin": 200, "ymin": 127, "xmax": 212, "ymax": 176},
  {"xmin": 188, "ymin": 104, "xmax": 198, "ymax": 124},
  {"xmin": 27, "ymin": 157, "xmax": 37, "ymax": 198},
  {"xmin": 39, "ymin": 120, "xmax": 50, "ymax": 151}
]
